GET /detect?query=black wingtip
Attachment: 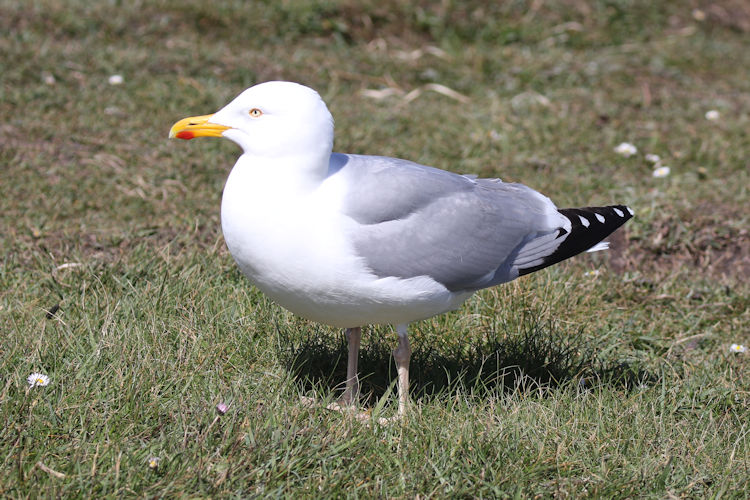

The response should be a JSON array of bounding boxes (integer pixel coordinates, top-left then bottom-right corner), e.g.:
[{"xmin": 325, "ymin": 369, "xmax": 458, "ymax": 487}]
[{"xmin": 518, "ymin": 204, "xmax": 633, "ymax": 276}]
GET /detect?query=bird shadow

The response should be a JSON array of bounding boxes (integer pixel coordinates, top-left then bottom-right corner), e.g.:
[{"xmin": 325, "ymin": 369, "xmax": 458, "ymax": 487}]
[{"xmin": 278, "ymin": 317, "xmax": 656, "ymax": 407}]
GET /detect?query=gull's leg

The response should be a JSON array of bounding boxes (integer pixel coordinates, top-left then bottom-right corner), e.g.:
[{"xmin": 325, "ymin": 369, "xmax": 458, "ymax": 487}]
[
  {"xmin": 393, "ymin": 324, "xmax": 412, "ymax": 417},
  {"xmin": 340, "ymin": 327, "xmax": 361, "ymax": 406},
  {"xmin": 316, "ymin": 327, "xmax": 368, "ymax": 420}
]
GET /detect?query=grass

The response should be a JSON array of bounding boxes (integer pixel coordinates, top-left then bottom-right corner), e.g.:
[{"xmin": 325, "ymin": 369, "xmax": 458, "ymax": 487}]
[{"xmin": 1, "ymin": 0, "xmax": 748, "ymax": 497}]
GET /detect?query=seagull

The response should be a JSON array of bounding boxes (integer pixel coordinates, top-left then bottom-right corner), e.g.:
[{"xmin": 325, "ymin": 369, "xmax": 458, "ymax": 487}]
[{"xmin": 169, "ymin": 81, "xmax": 632, "ymax": 418}]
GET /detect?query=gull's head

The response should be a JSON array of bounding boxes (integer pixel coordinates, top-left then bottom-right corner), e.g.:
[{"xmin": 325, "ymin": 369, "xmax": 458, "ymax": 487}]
[{"xmin": 169, "ymin": 81, "xmax": 334, "ymax": 158}]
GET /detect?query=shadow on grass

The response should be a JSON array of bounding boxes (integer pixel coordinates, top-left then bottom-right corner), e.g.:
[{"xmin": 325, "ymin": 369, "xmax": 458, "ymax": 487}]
[{"xmin": 279, "ymin": 318, "xmax": 656, "ymax": 406}]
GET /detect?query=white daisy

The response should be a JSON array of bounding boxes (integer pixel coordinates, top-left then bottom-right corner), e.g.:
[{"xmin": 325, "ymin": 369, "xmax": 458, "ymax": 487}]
[
  {"xmin": 705, "ymin": 110, "xmax": 719, "ymax": 121},
  {"xmin": 730, "ymin": 344, "xmax": 747, "ymax": 353},
  {"xmin": 27, "ymin": 373, "xmax": 50, "ymax": 387},
  {"xmin": 614, "ymin": 142, "xmax": 637, "ymax": 157},
  {"xmin": 108, "ymin": 74, "xmax": 124, "ymax": 85},
  {"xmin": 148, "ymin": 457, "xmax": 160, "ymax": 469},
  {"xmin": 652, "ymin": 166, "xmax": 670, "ymax": 178},
  {"xmin": 645, "ymin": 154, "xmax": 661, "ymax": 164},
  {"xmin": 584, "ymin": 269, "xmax": 601, "ymax": 277}
]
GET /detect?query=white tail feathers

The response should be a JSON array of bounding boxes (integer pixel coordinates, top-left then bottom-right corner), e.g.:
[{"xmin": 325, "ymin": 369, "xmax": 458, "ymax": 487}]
[{"xmin": 586, "ymin": 241, "xmax": 609, "ymax": 253}]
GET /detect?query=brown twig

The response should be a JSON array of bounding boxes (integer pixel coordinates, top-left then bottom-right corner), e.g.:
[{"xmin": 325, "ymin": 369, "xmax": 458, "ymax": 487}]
[{"xmin": 36, "ymin": 461, "xmax": 66, "ymax": 479}]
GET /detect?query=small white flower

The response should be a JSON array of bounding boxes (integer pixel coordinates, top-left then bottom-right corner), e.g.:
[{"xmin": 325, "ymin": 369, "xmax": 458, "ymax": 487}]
[
  {"xmin": 705, "ymin": 110, "xmax": 720, "ymax": 121},
  {"xmin": 614, "ymin": 142, "xmax": 637, "ymax": 157},
  {"xmin": 652, "ymin": 166, "xmax": 670, "ymax": 178},
  {"xmin": 216, "ymin": 402, "xmax": 228, "ymax": 415},
  {"xmin": 584, "ymin": 269, "xmax": 601, "ymax": 277},
  {"xmin": 645, "ymin": 154, "xmax": 661, "ymax": 164},
  {"xmin": 27, "ymin": 373, "xmax": 50, "ymax": 387},
  {"xmin": 108, "ymin": 74, "xmax": 124, "ymax": 85},
  {"xmin": 730, "ymin": 344, "xmax": 747, "ymax": 353},
  {"xmin": 42, "ymin": 73, "xmax": 56, "ymax": 85},
  {"xmin": 148, "ymin": 457, "xmax": 160, "ymax": 469}
]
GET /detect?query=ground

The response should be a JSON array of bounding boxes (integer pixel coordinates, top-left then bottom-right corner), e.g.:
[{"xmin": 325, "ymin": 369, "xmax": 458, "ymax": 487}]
[{"xmin": 1, "ymin": 1, "xmax": 748, "ymax": 497}]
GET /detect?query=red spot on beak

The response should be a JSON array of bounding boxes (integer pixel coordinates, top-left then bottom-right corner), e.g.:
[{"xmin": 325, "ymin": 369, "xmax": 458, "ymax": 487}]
[{"xmin": 176, "ymin": 130, "xmax": 195, "ymax": 140}]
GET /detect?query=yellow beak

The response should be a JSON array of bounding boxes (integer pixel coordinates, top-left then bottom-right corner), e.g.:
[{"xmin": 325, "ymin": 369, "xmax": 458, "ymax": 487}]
[{"xmin": 169, "ymin": 114, "xmax": 230, "ymax": 140}]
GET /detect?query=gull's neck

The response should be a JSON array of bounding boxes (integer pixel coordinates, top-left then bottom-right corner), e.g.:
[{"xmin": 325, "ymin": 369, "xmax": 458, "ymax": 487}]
[{"xmin": 235, "ymin": 148, "xmax": 332, "ymax": 193}]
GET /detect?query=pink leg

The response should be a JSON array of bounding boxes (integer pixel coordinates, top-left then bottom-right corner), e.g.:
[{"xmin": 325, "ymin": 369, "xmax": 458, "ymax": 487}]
[
  {"xmin": 341, "ymin": 327, "xmax": 361, "ymax": 406},
  {"xmin": 393, "ymin": 324, "xmax": 411, "ymax": 416}
]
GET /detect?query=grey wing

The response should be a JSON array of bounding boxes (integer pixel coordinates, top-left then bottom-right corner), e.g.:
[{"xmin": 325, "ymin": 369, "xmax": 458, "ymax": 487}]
[{"xmin": 330, "ymin": 154, "xmax": 567, "ymax": 291}]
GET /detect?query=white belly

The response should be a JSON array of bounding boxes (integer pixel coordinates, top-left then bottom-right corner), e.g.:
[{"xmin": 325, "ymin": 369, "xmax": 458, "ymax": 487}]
[{"xmin": 220, "ymin": 159, "xmax": 471, "ymax": 327}]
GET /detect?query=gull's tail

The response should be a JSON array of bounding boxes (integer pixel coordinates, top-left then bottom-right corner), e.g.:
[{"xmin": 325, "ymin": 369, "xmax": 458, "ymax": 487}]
[{"xmin": 516, "ymin": 205, "xmax": 633, "ymax": 276}]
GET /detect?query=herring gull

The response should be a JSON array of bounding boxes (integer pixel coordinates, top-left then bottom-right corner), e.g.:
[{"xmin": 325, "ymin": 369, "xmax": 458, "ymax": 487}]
[{"xmin": 169, "ymin": 81, "xmax": 633, "ymax": 418}]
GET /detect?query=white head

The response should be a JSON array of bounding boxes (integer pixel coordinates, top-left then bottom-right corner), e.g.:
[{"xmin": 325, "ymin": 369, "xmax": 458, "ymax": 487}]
[{"xmin": 170, "ymin": 81, "xmax": 334, "ymax": 160}]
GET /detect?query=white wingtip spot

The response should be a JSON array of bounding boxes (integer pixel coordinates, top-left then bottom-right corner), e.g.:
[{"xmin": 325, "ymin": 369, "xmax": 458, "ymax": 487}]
[
  {"xmin": 613, "ymin": 207, "xmax": 624, "ymax": 217},
  {"xmin": 626, "ymin": 206, "xmax": 634, "ymax": 216},
  {"xmin": 595, "ymin": 213, "xmax": 605, "ymax": 223},
  {"xmin": 578, "ymin": 215, "xmax": 590, "ymax": 228}
]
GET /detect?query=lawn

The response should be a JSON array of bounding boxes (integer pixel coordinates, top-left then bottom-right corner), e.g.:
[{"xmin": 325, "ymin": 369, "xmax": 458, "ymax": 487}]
[{"xmin": 1, "ymin": 0, "xmax": 748, "ymax": 497}]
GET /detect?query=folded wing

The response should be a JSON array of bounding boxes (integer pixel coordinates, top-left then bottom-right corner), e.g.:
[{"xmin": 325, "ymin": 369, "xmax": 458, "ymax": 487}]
[{"xmin": 331, "ymin": 154, "xmax": 631, "ymax": 292}]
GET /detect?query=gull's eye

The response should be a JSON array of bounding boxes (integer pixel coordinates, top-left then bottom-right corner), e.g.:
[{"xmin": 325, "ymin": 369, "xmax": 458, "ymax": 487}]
[{"xmin": 249, "ymin": 108, "xmax": 263, "ymax": 118}]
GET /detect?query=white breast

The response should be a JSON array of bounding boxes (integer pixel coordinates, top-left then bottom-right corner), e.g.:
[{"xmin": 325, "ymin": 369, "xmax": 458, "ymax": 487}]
[{"xmin": 220, "ymin": 155, "xmax": 471, "ymax": 327}]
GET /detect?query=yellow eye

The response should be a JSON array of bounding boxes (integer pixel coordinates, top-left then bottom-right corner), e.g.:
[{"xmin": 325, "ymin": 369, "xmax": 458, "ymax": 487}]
[{"xmin": 249, "ymin": 108, "xmax": 263, "ymax": 118}]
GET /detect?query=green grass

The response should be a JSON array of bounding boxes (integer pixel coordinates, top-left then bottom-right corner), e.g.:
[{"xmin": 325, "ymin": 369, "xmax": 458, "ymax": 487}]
[{"xmin": 1, "ymin": 0, "xmax": 748, "ymax": 497}]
